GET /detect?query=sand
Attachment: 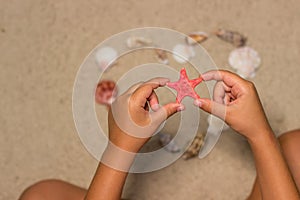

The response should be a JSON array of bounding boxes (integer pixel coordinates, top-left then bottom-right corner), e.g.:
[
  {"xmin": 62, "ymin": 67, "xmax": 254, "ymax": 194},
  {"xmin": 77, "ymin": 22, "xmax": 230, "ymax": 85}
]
[{"xmin": 0, "ymin": 0, "xmax": 300, "ymax": 199}]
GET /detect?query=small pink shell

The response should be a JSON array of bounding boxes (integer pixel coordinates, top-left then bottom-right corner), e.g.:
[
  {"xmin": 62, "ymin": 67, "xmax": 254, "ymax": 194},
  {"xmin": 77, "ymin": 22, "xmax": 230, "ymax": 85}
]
[{"xmin": 95, "ymin": 80, "xmax": 118, "ymax": 107}]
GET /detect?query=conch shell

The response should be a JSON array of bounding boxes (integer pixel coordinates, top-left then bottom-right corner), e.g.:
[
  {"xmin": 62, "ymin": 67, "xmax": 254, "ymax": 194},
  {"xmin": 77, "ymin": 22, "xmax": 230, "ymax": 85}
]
[
  {"xmin": 183, "ymin": 133, "xmax": 205, "ymax": 160},
  {"xmin": 215, "ymin": 29, "xmax": 247, "ymax": 47}
]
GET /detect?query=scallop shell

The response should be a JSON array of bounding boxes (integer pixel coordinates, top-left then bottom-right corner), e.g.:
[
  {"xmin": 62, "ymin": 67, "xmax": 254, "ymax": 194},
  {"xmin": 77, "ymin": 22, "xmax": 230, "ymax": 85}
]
[
  {"xmin": 172, "ymin": 44, "xmax": 195, "ymax": 63},
  {"xmin": 229, "ymin": 46, "xmax": 261, "ymax": 79},
  {"xmin": 95, "ymin": 80, "xmax": 118, "ymax": 107},
  {"xmin": 182, "ymin": 133, "xmax": 205, "ymax": 160},
  {"xmin": 126, "ymin": 36, "xmax": 152, "ymax": 48},
  {"xmin": 154, "ymin": 49, "xmax": 169, "ymax": 64},
  {"xmin": 186, "ymin": 31, "xmax": 208, "ymax": 45},
  {"xmin": 215, "ymin": 29, "xmax": 247, "ymax": 47},
  {"xmin": 95, "ymin": 47, "xmax": 118, "ymax": 71},
  {"xmin": 159, "ymin": 133, "xmax": 180, "ymax": 153}
]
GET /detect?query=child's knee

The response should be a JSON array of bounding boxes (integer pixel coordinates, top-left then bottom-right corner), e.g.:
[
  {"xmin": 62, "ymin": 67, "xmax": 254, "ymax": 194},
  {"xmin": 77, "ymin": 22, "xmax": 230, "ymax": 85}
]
[
  {"xmin": 19, "ymin": 179, "xmax": 58, "ymax": 200},
  {"xmin": 279, "ymin": 129, "xmax": 300, "ymax": 146},
  {"xmin": 278, "ymin": 129, "xmax": 300, "ymax": 190}
]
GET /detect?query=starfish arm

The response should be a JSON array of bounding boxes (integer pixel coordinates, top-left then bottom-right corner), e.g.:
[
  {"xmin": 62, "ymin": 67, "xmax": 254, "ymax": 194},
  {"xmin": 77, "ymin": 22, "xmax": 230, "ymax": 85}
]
[
  {"xmin": 176, "ymin": 96, "xmax": 183, "ymax": 103},
  {"xmin": 189, "ymin": 77, "xmax": 203, "ymax": 88},
  {"xmin": 191, "ymin": 91, "xmax": 200, "ymax": 99},
  {"xmin": 180, "ymin": 68, "xmax": 188, "ymax": 78}
]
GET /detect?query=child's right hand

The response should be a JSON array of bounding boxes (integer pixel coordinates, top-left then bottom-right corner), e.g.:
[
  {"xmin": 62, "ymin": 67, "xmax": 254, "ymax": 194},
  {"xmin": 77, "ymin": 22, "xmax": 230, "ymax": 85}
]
[{"xmin": 194, "ymin": 70, "xmax": 272, "ymax": 141}]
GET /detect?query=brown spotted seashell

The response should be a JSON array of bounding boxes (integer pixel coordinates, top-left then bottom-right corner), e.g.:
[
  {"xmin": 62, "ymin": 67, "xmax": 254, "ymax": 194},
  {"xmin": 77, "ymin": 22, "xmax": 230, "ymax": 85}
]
[
  {"xmin": 215, "ymin": 29, "xmax": 247, "ymax": 47},
  {"xmin": 154, "ymin": 49, "xmax": 169, "ymax": 64},
  {"xmin": 183, "ymin": 133, "xmax": 205, "ymax": 160}
]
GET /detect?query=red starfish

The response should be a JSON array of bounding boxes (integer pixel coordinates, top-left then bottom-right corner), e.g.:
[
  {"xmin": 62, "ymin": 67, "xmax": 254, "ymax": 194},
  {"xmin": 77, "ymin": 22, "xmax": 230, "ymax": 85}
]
[{"xmin": 166, "ymin": 68, "xmax": 203, "ymax": 103}]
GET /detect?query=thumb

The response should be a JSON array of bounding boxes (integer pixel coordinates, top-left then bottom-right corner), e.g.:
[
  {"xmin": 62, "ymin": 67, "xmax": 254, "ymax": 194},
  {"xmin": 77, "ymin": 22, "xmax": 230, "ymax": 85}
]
[
  {"xmin": 150, "ymin": 103, "xmax": 184, "ymax": 124},
  {"xmin": 194, "ymin": 98, "xmax": 226, "ymax": 120}
]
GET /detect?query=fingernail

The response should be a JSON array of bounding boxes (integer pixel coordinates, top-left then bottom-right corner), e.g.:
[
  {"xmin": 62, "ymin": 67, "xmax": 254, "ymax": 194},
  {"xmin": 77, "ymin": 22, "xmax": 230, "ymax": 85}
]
[
  {"xmin": 194, "ymin": 99, "xmax": 202, "ymax": 107},
  {"xmin": 152, "ymin": 104, "xmax": 160, "ymax": 111},
  {"xmin": 159, "ymin": 79, "xmax": 170, "ymax": 86},
  {"xmin": 177, "ymin": 105, "xmax": 185, "ymax": 111}
]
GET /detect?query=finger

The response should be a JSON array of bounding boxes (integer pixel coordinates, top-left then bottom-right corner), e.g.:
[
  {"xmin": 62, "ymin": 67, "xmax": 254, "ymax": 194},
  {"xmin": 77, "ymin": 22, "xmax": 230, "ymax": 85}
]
[
  {"xmin": 126, "ymin": 81, "xmax": 144, "ymax": 94},
  {"xmin": 150, "ymin": 102, "xmax": 184, "ymax": 123},
  {"xmin": 194, "ymin": 98, "xmax": 227, "ymax": 120},
  {"xmin": 224, "ymin": 93, "xmax": 231, "ymax": 105},
  {"xmin": 201, "ymin": 70, "xmax": 245, "ymax": 87},
  {"xmin": 148, "ymin": 91, "xmax": 160, "ymax": 111},
  {"xmin": 213, "ymin": 81, "xmax": 226, "ymax": 104},
  {"xmin": 131, "ymin": 77, "xmax": 170, "ymax": 106}
]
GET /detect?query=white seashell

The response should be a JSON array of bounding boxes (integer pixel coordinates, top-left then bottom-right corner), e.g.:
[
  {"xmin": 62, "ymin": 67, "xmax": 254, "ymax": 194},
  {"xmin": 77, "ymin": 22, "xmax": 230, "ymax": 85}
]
[
  {"xmin": 155, "ymin": 49, "xmax": 169, "ymax": 64},
  {"xmin": 172, "ymin": 44, "xmax": 195, "ymax": 63},
  {"xmin": 186, "ymin": 31, "xmax": 208, "ymax": 45},
  {"xmin": 95, "ymin": 47, "xmax": 118, "ymax": 71},
  {"xmin": 126, "ymin": 36, "xmax": 152, "ymax": 48},
  {"xmin": 159, "ymin": 133, "xmax": 180, "ymax": 153},
  {"xmin": 229, "ymin": 46, "xmax": 261, "ymax": 79}
]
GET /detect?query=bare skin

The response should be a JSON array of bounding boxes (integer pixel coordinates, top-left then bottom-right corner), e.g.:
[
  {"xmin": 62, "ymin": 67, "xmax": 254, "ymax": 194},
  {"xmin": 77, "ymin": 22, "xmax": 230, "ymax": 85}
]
[
  {"xmin": 19, "ymin": 179, "xmax": 86, "ymax": 200},
  {"xmin": 195, "ymin": 70, "xmax": 299, "ymax": 199},
  {"xmin": 18, "ymin": 130, "xmax": 300, "ymax": 200},
  {"xmin": 19, "ymin": 70, "xmax": 300, "ymax": 200},
  {"xmin": 247, "ymin": 129, "xmax": 300, "ymax": 200}
]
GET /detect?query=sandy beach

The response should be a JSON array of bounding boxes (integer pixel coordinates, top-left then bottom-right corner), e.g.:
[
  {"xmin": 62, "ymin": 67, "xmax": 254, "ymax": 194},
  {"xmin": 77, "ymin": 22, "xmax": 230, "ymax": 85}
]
[{"xmin": 0, "ymin": 0, "xmax": 299, "ymax": 199}]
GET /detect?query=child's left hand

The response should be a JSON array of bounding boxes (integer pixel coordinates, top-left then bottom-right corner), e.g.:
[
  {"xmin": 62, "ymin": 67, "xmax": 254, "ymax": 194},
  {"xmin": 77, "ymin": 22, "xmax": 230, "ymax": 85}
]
[{"xmin": 108, "ymin": 77, "xmax": 184, "ymax": 153}]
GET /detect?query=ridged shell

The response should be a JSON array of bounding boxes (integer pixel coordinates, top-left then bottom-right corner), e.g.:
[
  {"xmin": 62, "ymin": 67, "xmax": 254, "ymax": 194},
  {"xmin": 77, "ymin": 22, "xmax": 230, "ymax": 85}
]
[
  {"xmin": 229, "ymin": 46, "xmax": 261, "ymax": 79},
  {"xmin": 172, "ymin": 44, "xmax": 195, "ymax": 63},
  {"xmin": 95, "ymin": 80, "xmax": 118, "ymax": 107},
  {"xmin": 95, "ymin": 47, "xmax": 118, "ymax": 71}
]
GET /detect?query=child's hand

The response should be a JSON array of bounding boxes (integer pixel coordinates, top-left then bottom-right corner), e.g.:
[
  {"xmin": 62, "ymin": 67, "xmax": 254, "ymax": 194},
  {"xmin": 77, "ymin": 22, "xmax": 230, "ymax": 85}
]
[
  {"xmin": 108, "ymin": 78, "xmax": 184, "ymax": 153},
  {"xmin": 194, "ymin": 70, "xmax": 272, "ymax": 141}
]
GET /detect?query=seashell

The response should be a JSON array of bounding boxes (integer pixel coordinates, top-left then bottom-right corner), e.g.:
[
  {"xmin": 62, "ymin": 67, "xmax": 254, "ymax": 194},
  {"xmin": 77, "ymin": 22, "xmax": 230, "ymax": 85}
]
[
  {"xmin": 215, "ymin": 29, "xmax": 247, "ymax": 47},
  {"xmin": 172, "ymin": 44, "xmax": 195, "ymax": 63},
  {"xmin": 183, "ymin": 133, "xmax": 205, "ymax": 160},
  {"xmin": 229, "ymin": 46, "xmax": 261, "ymax": 79},
  {"xmin": 126, "ymin": 36, "xmax": 152, "ymax": 48},
  {"xmin": 95, "ymin": 80, "xmax": 118, "ymax": 107},
  {"xmin": 95, "ymin": 47, "xmax": 118, "ymax": 71},
  {"xmin": 185, "ymin": 31, "xmax": 208, "ymax": 45},
  {"xmin": 159, "ymin": 133, "xmax": 181, "ymax": 153},
  {"xmin": 154, "ymin": 49, "xmax": 169, "ymax": 64}
]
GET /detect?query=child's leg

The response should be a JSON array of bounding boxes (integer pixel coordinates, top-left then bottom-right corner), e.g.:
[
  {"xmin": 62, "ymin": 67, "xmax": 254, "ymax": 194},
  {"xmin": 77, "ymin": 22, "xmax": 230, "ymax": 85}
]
[
  {"xmin": 247, "ymin": 129, "xmax": 300, "ymax": 200},
  {"xmin": 19, "ymin": 179, "xmax": 86, "ymax": 200}
]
